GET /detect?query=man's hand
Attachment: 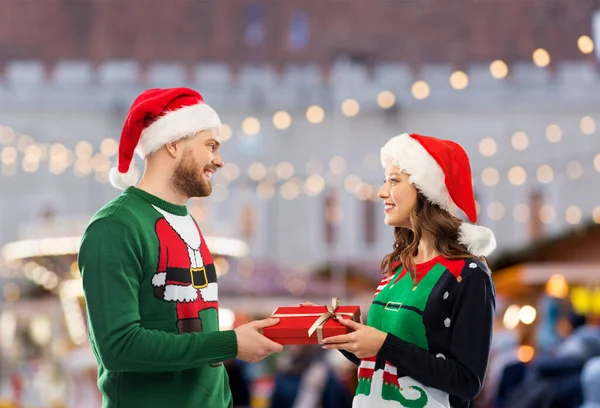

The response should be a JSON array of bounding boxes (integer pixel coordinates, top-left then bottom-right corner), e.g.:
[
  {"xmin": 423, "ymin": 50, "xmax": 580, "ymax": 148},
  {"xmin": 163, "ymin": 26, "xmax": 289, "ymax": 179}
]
[
  {"xmin": 234, "ymin": 318, "xmax": 284, "ymax": 363},
  {"xmin": 321, "ymin": 316, "xmax": 387, "ymax": 359}
]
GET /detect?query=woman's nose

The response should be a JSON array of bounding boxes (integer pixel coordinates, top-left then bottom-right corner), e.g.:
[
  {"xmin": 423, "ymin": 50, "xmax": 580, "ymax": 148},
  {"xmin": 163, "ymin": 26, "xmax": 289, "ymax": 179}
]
[{"xmin": 378, "ymin": 185, "xmax": 389, "ymax": 199}]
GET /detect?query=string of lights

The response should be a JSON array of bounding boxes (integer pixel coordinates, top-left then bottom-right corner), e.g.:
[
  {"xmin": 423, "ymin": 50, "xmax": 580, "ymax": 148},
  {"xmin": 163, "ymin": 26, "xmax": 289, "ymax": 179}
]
[{"xmin": 2, "ymin": 112, "xmax": 598, "ymax": 187}]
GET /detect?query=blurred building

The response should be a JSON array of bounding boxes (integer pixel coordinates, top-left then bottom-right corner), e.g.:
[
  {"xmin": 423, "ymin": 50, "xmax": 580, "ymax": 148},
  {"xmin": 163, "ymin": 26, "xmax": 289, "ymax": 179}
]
[
  {"xmin": 0, "ymin": 0, "xmax": 599, "ymax": 288},
  {"xmin": 2, "ymin": 65, "xmax": 600, "ymax": 266}
]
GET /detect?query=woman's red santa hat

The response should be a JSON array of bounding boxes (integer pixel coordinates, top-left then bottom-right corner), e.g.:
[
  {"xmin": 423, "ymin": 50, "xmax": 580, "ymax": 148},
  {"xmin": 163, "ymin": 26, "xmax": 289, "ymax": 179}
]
[
  {"xmin": 109, "ymin": 87, "xmax": 221, "ymax": 190},
  {"xmin": 380, "ymin": 133, "xmax": 496, "ymax": 257}
]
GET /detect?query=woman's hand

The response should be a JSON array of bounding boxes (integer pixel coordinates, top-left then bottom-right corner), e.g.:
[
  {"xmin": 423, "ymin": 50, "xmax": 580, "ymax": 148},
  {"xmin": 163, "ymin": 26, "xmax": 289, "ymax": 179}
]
[{"xmin": 321, "ymin": 316, "xmax": 388, "ymax": 359}]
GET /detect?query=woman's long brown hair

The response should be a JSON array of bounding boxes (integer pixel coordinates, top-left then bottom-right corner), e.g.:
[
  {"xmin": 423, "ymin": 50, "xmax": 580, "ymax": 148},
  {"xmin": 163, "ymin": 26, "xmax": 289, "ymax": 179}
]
[{"xmin": 380, "ymin": 192, "xmax": 487, "ymax": 282}]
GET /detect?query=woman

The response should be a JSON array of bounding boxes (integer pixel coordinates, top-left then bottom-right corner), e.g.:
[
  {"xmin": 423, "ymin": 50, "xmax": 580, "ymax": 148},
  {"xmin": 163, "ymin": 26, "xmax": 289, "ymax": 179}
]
[{"xmin": 318, "ymin": 133, "xmax": 497, "ymax": 408}]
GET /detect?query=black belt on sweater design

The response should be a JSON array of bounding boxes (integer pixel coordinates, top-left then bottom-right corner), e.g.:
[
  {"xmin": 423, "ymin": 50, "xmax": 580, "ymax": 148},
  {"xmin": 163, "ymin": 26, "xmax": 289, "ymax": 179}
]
[
  {"xmin": 165, "ymin": 265, "xmax": 217, "ymax": 288},
  {"xmin": 372, "ymin": 300, "xmax": 423, "ymax": 315}
]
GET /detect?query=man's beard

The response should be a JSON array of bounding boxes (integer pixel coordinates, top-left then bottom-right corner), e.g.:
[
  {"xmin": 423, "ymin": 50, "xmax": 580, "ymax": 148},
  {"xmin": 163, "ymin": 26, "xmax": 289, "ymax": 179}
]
[{"xmin": 171, "ymin": 151, "xmax": 214, "ymax": 198}]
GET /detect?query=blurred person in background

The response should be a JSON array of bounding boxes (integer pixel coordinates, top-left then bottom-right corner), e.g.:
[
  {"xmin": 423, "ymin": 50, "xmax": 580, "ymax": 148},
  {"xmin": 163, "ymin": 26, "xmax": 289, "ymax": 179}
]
[
  {"xmin": 61, "ymin": 342, "xmax": 102, "ymax": 408},
  {"xmin": 506, "ymin": 318, "xmax": 600, "ymax": 408},
  {"xmin": 326, "ymin": 346, "xmax": 361, "ymax": 399},
  {"xmin": 537, "ymin": 297, "xmax": 586, "ymax": 356},
  {"xmin": 224, "ymin": 358, "xmax": 251, "ymax": 408},
  {"xmin": 78, "ymin": 87, "xmax": 282, "ymax": 408},
  {"xmin": 485, "ymin": 328, "xmax": 523, "ymax": 408},
  {"xmin": 580, "ymin": 356, "xmax": 600, "ymax": 408},
  {"xmin": 269, "ymin": 345, "xmax": 352, "ymax": 408},
  {"xmin": 318, "ymin": 133, "xmax": 497, "ymax": 408},
  {"xmin": 537, "ymin": 295, "xmax": 564, "ymax": 355},
  {"xmin": 558, "ymin": 311, "xmax": 588, "ymax": 340}
]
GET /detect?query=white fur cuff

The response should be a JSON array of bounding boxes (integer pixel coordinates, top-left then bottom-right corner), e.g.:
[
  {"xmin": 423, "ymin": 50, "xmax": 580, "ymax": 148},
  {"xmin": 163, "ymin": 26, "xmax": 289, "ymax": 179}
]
[
  {"xmin": 199, "ymin": 283, "xmax": 218, "ymax": 302},
  {"xmin": 151, "ymin": 272, "xmax": 166, "ymax": 287},
  {"xmin": 164, "ymin": 284, "xmax": 198, "ymax": 302}
]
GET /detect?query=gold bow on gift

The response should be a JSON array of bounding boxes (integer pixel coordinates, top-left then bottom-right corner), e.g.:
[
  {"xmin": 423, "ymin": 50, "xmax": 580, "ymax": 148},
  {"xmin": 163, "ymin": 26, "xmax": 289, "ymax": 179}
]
[
  {"xmin": 307, "ymin": 297, "xmax": 342, "ymax": 344},
  {"xmin": 272, "ymin": 297, "xmax": 355, "ymax": 344}
]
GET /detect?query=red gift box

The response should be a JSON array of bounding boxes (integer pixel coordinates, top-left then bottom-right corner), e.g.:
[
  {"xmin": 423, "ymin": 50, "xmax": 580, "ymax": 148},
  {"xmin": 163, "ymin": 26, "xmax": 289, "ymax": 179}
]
[{"xmin": 262, "ymin": 298, "xmax": 361, "ymax": 345}]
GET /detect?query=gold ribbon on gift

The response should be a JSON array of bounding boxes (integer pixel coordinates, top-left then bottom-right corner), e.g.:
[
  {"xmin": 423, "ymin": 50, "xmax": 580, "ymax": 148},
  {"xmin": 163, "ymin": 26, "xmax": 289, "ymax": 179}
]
[{"xmin": 271, "ymin": 297, "xmax": 356, "ymax": 344}]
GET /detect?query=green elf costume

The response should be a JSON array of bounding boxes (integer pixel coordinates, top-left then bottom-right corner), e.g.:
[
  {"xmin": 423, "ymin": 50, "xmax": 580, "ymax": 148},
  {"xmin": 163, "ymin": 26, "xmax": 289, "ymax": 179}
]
[
  {"xmin": 342, "ymin": 133, "xmax": 497, "ymax": 408},
  {"xmin": 78, "ymin": 88, "xmax": 238, "ymax": 408}
]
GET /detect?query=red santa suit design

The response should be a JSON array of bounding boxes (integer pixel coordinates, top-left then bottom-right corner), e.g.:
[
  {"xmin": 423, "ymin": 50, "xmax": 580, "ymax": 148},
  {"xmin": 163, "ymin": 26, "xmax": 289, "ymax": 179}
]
[{"xmin": 150, "ymin": 206, "xmax": 218, "ymax": 333}]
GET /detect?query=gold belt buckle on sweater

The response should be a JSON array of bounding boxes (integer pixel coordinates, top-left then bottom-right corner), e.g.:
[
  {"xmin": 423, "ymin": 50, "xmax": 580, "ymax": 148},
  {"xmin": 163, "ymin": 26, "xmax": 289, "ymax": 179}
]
[{"xmin": 190, "ymin": 267, "xmax": 208, "ymax": 289}]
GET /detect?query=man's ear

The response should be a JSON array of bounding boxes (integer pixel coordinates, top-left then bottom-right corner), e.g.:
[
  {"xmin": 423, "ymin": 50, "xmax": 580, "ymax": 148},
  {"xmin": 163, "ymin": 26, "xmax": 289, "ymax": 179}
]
[{"xmin": 164, "ymin": 141, "xmax": 180, "ymax": 158}]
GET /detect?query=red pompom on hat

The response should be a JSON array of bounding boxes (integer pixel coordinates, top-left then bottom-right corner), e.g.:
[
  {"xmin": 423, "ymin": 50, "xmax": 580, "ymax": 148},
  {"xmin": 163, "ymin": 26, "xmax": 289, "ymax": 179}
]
[
  {"xmin": 109, "ymin": 87, "xmax": 221, "ymax": 190},
  {"xmin": 380, "ymin": 133, "xmax": 496, "ymax": 257}
]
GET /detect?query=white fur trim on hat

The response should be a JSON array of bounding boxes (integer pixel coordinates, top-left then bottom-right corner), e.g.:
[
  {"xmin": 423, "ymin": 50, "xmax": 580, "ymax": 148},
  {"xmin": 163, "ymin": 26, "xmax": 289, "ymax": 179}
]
[
  {"xmin": 109, "ymin": 165, "xmax": 139, "ymax": 190},
  {"xmin": 380, "ymin": 133, "xmax": 457, "ymax": 214},
  {"xmin": 135, "ymin": 103, "xmax": 221, "ymax": 158},
  {"xmin": 458, "ymin": 223, "xmax": 496, "ymax": 257}
]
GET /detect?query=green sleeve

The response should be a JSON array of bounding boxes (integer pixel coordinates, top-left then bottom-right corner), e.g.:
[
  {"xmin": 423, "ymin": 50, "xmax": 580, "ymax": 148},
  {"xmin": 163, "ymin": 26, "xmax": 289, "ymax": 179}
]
[{"xmin": 78, "ymin": 217, "xmax": 238, "ymax": 372}]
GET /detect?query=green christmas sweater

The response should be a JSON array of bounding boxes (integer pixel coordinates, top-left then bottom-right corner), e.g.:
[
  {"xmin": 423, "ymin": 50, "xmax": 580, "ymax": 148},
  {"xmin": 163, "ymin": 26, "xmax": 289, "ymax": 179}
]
[
  {"xmin": 344, "ymin": 255, "xmax": 495, "ymax": 408},
  {"xmin": 78, "ymin": 187, "xmax": 238, "ymax": 408}
]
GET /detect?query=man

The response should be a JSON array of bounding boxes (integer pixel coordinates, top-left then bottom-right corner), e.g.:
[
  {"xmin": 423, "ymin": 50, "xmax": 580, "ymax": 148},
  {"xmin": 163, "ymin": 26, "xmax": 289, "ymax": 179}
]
[{"xmin": 78, "ymin": 87, "xmax": 283, "ymax": 408}]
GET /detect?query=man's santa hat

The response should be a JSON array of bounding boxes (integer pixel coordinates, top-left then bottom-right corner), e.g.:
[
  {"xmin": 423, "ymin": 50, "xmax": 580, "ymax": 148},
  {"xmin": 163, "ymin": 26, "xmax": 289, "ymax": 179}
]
[
  {"xmin": 380, "ymin": 133, "xmax": 496, "ymax": 257},
  {"xmin": 109, "ymin": 87, "xmax": 221, "ymax": 190}
]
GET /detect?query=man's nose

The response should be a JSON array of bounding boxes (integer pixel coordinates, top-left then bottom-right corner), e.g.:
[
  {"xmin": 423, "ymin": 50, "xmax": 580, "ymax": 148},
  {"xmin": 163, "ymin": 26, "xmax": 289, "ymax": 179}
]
[{"xmin": 213, "ymin": 153, "xmax": 224, "ymax": 168}]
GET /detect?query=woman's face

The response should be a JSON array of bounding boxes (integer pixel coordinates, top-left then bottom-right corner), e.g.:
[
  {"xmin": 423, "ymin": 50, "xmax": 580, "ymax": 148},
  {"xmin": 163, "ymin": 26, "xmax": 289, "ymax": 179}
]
[{"xmin": 378, "ymin": 162, "xmax": 418, "ymax": 228}]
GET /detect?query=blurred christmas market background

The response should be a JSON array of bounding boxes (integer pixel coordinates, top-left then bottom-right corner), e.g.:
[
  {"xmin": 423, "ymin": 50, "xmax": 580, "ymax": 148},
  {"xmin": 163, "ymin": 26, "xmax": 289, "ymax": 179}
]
[{"xmin": 1, "ymin": 1, "xmax": 600, "ymax": 407}]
